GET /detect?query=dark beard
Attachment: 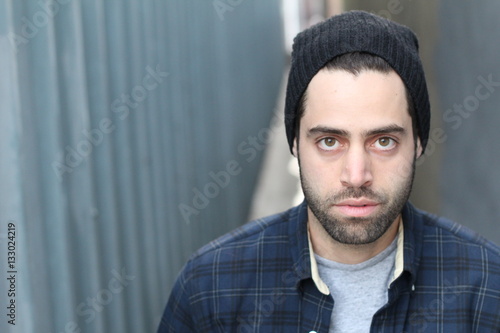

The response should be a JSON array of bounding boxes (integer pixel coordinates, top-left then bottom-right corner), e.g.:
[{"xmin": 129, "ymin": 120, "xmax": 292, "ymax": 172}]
[{"xmin": 299, "ymin": 156, "xmax": 416, "ymax": 245}]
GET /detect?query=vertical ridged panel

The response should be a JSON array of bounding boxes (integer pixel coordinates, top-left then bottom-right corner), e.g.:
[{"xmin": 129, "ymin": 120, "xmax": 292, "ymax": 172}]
[{"xmin": 0, "ymin": 0, "xmax": 284, "ymax": 332}]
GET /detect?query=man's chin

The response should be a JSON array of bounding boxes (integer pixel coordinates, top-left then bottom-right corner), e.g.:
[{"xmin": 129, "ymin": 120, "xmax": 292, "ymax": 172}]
[
  {"xmin": 327, "ymin": 231, "xmax": 379, "ymax": 245},
  {"xmin": 319, "ymin": 214, "xmax": 392, "ymax": 245}
]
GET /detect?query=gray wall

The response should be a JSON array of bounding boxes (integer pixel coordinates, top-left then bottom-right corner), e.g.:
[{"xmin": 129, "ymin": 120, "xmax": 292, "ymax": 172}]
[
  {"xmin": 0, "ymin": 0, "xmax": 284, "ymax": 332},
  {"xmin": 436, "ymin": 0, "xmax": 500, "ymax": 245}
]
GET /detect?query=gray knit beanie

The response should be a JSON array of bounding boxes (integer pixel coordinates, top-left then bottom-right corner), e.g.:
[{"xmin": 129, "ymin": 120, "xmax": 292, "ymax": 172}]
[{"xmin": 284, "ymin": 10, "xmax": 430, "ymax": 153}]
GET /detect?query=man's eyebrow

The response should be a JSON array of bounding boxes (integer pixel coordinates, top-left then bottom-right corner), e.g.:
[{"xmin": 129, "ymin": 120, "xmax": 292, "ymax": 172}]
[
  {"xmin": 363, "ymin": 125, "xmax": 406, "ymax": 137},
  {"xmin": 307, "ymin": 126, "xmax": 350, "ymax": 138},
  {"xmin": 307, "ymin": 124, "xmax": 406, "ymax": 138}
]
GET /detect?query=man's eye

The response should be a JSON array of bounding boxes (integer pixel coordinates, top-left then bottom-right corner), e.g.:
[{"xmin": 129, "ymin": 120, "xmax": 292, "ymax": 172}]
[
  {"xmin": 318, "ymin": 138, "xmax": 339, "ymax": 150},
  {"xmin": 374, "ymin": 137, "xmax": 397, "ymax": 150}
]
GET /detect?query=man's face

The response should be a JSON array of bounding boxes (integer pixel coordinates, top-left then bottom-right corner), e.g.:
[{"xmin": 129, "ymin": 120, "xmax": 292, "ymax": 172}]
[{"xmin": 295, "ymin": 69, "xmax": 420, "ymax": 245}]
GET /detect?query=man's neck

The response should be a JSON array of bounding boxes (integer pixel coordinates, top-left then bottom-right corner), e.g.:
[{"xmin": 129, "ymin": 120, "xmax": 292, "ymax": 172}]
[{"xmin": 308, "ymin": 211, "xmax": 401, "ymax": 265}]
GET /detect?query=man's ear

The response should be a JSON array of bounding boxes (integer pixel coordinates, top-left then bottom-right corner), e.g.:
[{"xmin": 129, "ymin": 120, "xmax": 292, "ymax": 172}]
[
  {"xmin": 416, "ymin": 137, "xmax": 423, "ymax": 158},
  {"xmin": 292, "ymin": 138, "xmax": 298, "ymax": 157}
]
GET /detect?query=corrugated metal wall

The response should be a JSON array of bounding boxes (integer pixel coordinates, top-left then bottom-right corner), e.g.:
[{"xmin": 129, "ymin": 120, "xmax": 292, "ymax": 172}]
[
  {"xmin": 0, "ymin": 1, "xmax": 284, "ymax": 332},
  {"xmin": 436, "ymin": 0, "xmax": 500, "ymax": 245}
]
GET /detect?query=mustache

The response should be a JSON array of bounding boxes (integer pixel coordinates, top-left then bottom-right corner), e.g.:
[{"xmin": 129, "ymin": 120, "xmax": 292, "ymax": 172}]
[{"xmin": 328, "ymin": 187, "xmax": 387, "ymax": 203}]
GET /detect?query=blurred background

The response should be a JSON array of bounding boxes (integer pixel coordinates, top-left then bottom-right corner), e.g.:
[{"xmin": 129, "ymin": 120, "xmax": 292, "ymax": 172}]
[{"xmin": 1, "ymin": 0, "xmax": 499, "ymax": 332}]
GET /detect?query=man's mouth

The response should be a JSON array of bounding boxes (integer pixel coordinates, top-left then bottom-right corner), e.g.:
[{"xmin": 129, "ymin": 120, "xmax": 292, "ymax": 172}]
[{"xmin": 334, "ymin": 199, "xmax": 379, "ymax": 217}]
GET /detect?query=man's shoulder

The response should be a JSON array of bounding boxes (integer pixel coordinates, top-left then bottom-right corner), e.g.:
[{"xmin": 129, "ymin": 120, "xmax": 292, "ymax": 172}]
[
  {"xmin": 414, "ymin": 206, "xmax": 500, "ymax": 261},
  {"xmin": 189, "ymin": 204, "xmax": 300, "ymax": 264},
  {"xmin": 174, "ymin": 204, "xmax": 305, "ymax": 294}
]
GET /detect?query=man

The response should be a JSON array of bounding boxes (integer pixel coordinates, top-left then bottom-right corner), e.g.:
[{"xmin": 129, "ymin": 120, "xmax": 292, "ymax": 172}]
[{"xmin": 158, "ymin": 11, "xmax": 500, "ymax": 332}]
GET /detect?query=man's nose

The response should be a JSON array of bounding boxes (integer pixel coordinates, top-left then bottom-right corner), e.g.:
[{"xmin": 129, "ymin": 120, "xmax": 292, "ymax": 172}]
[{"xmin": 339, "ymin": 146, "xmax": 373, "ymax": 188}]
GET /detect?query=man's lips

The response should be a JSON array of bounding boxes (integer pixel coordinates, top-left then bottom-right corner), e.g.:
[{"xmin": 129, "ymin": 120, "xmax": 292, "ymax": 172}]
[{"xmin": 333, "ymin": 199, "xmax": 379, "ymax": 217}]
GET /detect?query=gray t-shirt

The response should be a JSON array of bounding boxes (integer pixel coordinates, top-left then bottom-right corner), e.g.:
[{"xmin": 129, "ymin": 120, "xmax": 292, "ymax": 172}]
[{"xmin": 315, "ymin": 237, "xmax": 397, "ymax": 333}]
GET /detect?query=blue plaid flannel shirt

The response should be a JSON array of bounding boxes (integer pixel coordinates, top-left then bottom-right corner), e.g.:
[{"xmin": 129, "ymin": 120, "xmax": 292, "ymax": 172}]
[{"xmin": 158, "ymin": 201, "xmax": 500, "ymax": 332}]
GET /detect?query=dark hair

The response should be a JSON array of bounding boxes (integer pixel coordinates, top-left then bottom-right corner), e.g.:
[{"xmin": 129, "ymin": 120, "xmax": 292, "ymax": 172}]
[{"xmin": 294, "ymin": 52, "xmax": 417, "ymax": 145}]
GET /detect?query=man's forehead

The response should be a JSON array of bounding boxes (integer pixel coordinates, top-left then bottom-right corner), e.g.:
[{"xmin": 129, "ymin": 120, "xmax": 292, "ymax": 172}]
[{"xmin": 304, "ymin": 70, "xmax": 408, "ymax": 112}]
